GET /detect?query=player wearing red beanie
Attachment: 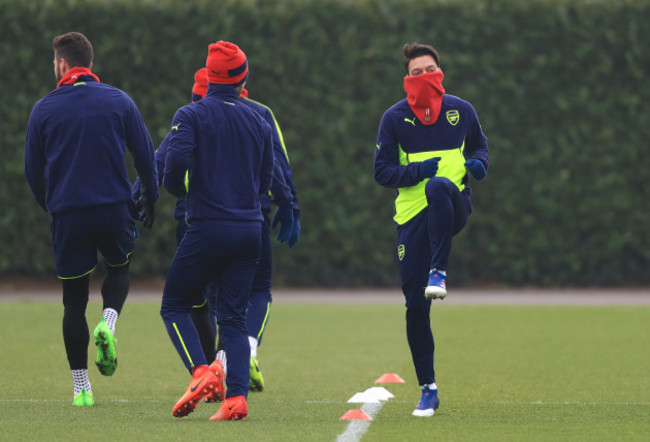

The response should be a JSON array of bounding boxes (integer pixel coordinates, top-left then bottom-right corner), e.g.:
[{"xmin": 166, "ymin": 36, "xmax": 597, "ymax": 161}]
[{"xmin": 161, "ymin": 41, "xmax": 274, "ymax": 421}]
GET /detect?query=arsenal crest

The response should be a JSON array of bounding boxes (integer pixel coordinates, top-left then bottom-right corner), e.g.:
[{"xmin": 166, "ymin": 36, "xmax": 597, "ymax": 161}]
[{"xmin": 446, "ymin": 110, "xmax": 459, "ymax": 126}]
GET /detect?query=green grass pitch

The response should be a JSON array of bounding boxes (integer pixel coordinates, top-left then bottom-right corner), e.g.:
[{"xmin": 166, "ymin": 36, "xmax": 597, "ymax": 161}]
[{"xmin": 0, "ymin": 300, "xmax": 648, "ymax": 440}]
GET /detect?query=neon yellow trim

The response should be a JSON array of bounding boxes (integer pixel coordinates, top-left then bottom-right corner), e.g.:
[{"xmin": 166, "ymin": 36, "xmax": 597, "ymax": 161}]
[
  {"xmin": 73, "ymin": 82, "xmax": 86, "ymax": 86},
  {"xmin": 173, "ymin": 322, "xmax": 194, "ymax": 367},
  {"xmin": 245, "ymin": 98, "xmax": 290, "ymax": 163},
  {"xmin": 184, "ymin": 170, "xmax": 189, "ymax": 193},
  {"xmin": 256, "ymin": 302, "xmax": 271, "ymax": 341},
  {"xmin": 394, "ymin": 141, "xmax": 467, "ymax": 225},
  {"xmin": 192, "ymin": 299, "xmax": 208, "ymax": 309},
  {"xmin": 58, "ymin": 266, "xmax": 95, "ymax": 280},
  {"xmin": 105, "ymin": 251, "xmax": 133, "ymax": 268}
]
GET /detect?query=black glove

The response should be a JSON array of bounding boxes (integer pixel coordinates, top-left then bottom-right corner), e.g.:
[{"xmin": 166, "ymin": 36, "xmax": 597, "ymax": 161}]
[
  {"xmin": 418, "ymin": 157, "xmax": 442, "ymax": 180},
  {"xmin": 137, "ymin": 198, "xmax": 155, "ymax": 229}
]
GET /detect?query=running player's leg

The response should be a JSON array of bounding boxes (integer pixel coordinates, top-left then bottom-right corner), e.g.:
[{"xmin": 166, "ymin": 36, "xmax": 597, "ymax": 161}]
[
  {"xmin": 62, "ymin": 275, "xmax": 93, "ymax": 405},
  {"xmin": 423, "ymin": 177, "xmax": 471, "ymax": 298},
  {"xmin": 94, "ymin": 202, "xmax": 136, "ymax": 376},
  {"xmin": 214, "ymin": 223, "xmax": 261, "ymax": 400},
  {"xmin": 396, "ymin": 211, "xmax": 439, "ymax": 416},
  {"xmin": 246, "ymin": 211, "xmax": 272, "ymax": 391},
  {"xmin": 52, "ymin": 208, "xmax": 99, "ymax": 405},
  {"xmin": 397, "ymin": 210, "xmax": 435, "ymax": 386},
  {"xmin": 162, "ymin": 222, "xmax": 225, "ymax": 417}
]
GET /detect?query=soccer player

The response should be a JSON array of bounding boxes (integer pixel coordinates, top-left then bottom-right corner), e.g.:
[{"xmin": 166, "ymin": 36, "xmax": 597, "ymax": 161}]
[
  {"xmin": 373, "ymin": 42, "xmax": 489, "ymax": 416},
  {"xmin": 210, "ymin": 87, "xmax": 301, "ymax": 393},
  {"xmin": 134, "ymin": 69, "xmax": 295, "ymax": 384},
  {"xmin": 24, "ymin": 32, "xmax": 158, "ymax": 406},
  {"xmin": 161, "ymin": 41, "xmax": 274, "ymax": 421}
]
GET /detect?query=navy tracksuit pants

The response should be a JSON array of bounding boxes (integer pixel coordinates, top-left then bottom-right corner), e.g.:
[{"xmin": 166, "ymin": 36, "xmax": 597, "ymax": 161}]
[
  {"xmin": 161, "ymin": 219, "xmax": 261, "ymax": 399},
  {"xmin": 397, "ymin": 177, "xmax": 471, "ymax": 385},
  {"xmin": 206, "ymin": 209, "xmax": 273, "ymax": 346}
]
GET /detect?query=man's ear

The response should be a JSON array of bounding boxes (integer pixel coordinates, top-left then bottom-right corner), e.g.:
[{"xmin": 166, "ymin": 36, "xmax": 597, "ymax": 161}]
[{"xmin": 59, "ymin": 58, "xmax": 70, "ymax": 76}]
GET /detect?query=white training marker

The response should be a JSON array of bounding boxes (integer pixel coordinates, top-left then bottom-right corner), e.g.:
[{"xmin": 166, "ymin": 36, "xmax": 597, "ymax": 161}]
[
  {"xmin": 347, "ymin": 392, "xmax": 381, "ymax": 404},
  {"xmin": 364, "ymin": 387, "xmax": 394, "ymax": 401}
]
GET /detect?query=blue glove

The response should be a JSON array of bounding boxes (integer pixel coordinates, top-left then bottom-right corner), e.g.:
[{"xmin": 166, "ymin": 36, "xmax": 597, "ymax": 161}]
[
  {"xmin": 288, "ymin": 218, "xmax": 301, "ymax": 248},
  {"xmin": 464, "ymin": 159, "xmax": 487, "ymax": 181},
  {"xmin": 418, "ymin": 157, "xmax": 442, "ymax": 180},
  {"xmin": 272, "ymin": 204, "xmax": 294, "ymax": 243}
]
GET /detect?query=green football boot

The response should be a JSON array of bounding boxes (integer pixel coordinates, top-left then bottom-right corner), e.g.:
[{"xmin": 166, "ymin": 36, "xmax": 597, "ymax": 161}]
[
  {"xmin": 72, "ymin": 388, "xmax": 94, "ymax": 406},
  {"xmin": 249, "ymin": 356, "xmax": 265, "ymax": 392},
  {"xmin": 94, "ymin": 318, "xmax": 118, "ymax": 376}
]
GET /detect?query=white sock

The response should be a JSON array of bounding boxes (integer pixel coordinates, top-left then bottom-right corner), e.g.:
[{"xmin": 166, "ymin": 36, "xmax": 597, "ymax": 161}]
[
  {"xmin": 102, "ymin": 308, "xmax": 118, "ymax": 334},
  {"xmin": 248, "ymin": 336, "xmax": 259, "ymax": 359},
  {"xmin": 216, "ymin": 349, "xmax": 227, "ymax": 375},
  {"xmin": 430, "ymin": 269, "xmax": 447, "ymax": 276},
  {"xmin": 423, "ymin": 383, "xmax": 438, "ymax": 390},
  {"xmin": 72, "ymin": 369, "xmax": 92, "ymax": 395}
]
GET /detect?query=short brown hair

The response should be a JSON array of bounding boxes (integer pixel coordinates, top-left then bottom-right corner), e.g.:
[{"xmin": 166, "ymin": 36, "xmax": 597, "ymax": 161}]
[
  {"xmin": 52, "ymin": 32, "xmax": 94, "ymax": 68},
  {"xmin": 402, "ymin": 43, "xmax": 440, "ymax": 73}
]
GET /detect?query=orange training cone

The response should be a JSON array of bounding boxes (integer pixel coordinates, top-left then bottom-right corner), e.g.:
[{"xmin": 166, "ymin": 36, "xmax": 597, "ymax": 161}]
[
  {"xmin": 339, "ymin": 409, "xmax": 373, "ymax": 420},
  {"xmin": 374, "ymin": 373, "xmax": 405, "ymax": 383}
]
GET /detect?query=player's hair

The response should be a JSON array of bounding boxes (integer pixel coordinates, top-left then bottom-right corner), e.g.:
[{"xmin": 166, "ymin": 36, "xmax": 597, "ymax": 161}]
[
  {"xmin": 52, "ymin": 32, "xmax": 94, "ymax": 68},
  {"xmin": 402, "ymin": 43, "xmax": 440, "ymax": 73}
]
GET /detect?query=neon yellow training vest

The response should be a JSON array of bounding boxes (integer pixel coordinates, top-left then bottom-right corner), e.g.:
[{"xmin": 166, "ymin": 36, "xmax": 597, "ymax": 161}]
[{"xmin": 394, "ymin": 141, "xmax": 467, "ymax": 225}]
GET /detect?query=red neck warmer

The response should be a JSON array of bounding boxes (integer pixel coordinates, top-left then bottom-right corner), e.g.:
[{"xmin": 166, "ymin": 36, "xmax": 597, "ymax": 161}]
[
  {"xmin": 240, "ymin": 87, "xmax": 249, "ymax": 98},
  {"xmin": 57, "ymin": 67, "xmax": 100, "ymax": 88},
  {"xmin": 403, "ymin": 70, "xmax": 445, "ymax": 125}
]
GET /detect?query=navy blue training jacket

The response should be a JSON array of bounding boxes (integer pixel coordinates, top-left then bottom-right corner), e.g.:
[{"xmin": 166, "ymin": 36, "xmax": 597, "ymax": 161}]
[
  {"xmin": 25, "ymin": 75, "xmax": 159, "ymax": 214},
  {"xmin": 163, "ymin": 84, "xmax": 274, "ymax": 223},
  {"xmin": 240, "ymin": 97, "xmax": 298, "ymax": 214}
]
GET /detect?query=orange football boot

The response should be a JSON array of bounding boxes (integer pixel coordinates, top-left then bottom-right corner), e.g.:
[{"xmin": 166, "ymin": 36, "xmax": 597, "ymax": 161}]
[
  {"xmin": 204, "ymin": 359, "xmax": 225, "ymax": 403},
  {"xmin": 209, "ymin": 395, "xmax": 248, "ymax": 421},
  {"xmin": 172, "ymin": 365, "xmax": 220, "ymax": 417}
]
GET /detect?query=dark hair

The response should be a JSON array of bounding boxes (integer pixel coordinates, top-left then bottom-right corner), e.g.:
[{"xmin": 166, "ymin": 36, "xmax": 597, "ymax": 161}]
[
  {"xmin": 402, "ymin": 42, "xmax": 440, "ymax": 73},
  {"xmin": 52, "ymin": 32, "xmax": 94, "ymax": 68}
]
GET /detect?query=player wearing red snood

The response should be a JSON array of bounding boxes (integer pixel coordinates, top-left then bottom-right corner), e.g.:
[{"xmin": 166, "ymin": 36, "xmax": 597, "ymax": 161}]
[{"xmin": 374, "ymin": 42, "xmax": 489, "ymax": 417}]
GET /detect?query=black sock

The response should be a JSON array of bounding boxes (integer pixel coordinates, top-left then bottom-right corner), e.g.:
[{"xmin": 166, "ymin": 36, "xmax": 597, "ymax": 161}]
[{"xmin": 62, "ymin": 276, "xmax": 90, "ymax": 369}]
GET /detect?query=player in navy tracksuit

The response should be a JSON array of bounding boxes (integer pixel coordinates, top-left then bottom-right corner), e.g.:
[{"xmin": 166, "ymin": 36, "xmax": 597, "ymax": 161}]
[
  {"xmin": 374, "ymin": 43, "xmax": 488, "ymax": 417},
  {"xmin": 24, "ymin": 32, "xmax": 158, "ymax": 407},
  {"xmin": 210, "ymin": 89, "xmax": 300, "ymax": 393},
  {"xmin": 160, "ymin": 41, "xmax": 273, "ymax": 421},
  {"xmin": 132, "ymin": 70, "xmax": 295, "ymax": 375}
]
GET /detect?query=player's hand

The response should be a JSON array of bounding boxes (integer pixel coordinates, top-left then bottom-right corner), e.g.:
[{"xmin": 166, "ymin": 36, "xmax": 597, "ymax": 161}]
[
  {"xmin": 272, "ymin": 203, "xmax": 294, "ymax": 243},
  {"xmin": 138, "ymin": 198, "xmax": 155, "ymax": 229},
  {"xmin": 464, "ymin": 159, "xmax": 487, "ymax": 181},
  {"xmin": 418, "ymin": 157, "xmax": 442, "ymax": 180},
  {"xmin": 288, "ymin": 218, "xmax": 300, "ymax": 248}
]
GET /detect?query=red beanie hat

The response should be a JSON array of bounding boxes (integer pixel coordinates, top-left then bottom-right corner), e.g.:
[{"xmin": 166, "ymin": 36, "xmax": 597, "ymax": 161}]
[
  {"xmin": 191, "ymin": 67, "xmax": 208, "ymax": 101},
  {"xmin": 206, "ymin": 41, "xmax": 248, "ymax": 86}
]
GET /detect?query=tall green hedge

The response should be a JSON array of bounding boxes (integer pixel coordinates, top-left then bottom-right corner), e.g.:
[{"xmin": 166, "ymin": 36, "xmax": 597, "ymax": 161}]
[{"xmin": 2, "ymin": 0, "xmax": 649, "ymax": 286}]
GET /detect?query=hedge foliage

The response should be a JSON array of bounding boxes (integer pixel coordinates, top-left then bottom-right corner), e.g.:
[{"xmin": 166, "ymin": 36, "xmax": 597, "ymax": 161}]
[{"xmin": 2, "ymin": 0, "xmax": 649, "ymax": 286}]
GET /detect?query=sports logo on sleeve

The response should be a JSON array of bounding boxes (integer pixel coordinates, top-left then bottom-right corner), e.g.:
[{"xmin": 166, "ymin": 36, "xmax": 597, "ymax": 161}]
[
  {"xmin": 171, "ymin": 123, "xmax": 181, "ymax": 131},
  {"xmin": 404, "ymin": 117, "xmax": 417, "ymax": 126},
  {"xmin": 446, "ymin": 110, "xmax": 459, "ymax": 126},
  {"xmin": 398, "ymin": 244, "xmax": 405, "ymax": 261}
]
